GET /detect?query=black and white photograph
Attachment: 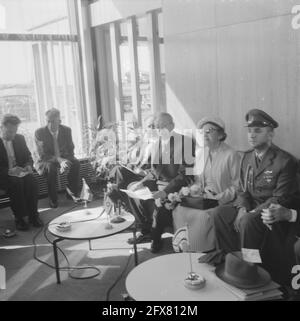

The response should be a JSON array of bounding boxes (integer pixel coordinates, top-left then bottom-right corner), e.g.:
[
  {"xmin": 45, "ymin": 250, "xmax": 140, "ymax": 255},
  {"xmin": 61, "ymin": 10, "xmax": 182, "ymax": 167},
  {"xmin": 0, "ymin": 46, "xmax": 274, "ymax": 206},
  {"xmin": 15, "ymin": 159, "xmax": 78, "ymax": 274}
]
[{"xmin": 0, "ymin": 0, "xmax": 300, "ymax": 305}]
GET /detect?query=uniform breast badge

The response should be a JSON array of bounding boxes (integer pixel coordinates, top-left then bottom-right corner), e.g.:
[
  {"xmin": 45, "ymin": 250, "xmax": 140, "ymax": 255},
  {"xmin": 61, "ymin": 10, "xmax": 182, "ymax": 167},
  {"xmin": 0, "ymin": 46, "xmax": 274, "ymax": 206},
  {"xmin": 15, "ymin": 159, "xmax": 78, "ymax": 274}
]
[{"xmin": 263, "ymin": 170, "xmax": 273, "ymax": 184}]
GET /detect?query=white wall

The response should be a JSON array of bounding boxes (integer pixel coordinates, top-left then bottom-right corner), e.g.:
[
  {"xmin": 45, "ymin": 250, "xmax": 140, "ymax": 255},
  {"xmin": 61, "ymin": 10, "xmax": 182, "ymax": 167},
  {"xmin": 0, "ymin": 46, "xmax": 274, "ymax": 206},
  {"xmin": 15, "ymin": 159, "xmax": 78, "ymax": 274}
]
[
  {"xmin": 90, "ymin": 0, "xmax": 162, "ymax": 27},
  {"xmin": 163, "ymin": 0, "xmax": 300, "ymax": 157}
]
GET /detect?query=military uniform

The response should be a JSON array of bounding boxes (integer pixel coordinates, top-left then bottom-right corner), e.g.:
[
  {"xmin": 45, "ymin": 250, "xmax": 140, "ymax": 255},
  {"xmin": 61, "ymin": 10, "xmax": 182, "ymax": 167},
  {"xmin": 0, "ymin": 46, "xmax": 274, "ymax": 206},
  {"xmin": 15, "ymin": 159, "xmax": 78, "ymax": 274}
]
[
  {"xmin": 212, "ymin": 109, "xmax": 299, "ymax": 285},
  {"xmin": 236, "ymin": 144, "xmax": 299, "ymax": 213}
]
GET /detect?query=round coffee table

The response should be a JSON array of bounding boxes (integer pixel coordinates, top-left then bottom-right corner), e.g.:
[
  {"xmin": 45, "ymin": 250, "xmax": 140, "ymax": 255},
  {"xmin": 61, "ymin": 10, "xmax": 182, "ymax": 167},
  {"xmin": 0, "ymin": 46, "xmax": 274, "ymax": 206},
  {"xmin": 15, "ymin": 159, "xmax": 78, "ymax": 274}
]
[
  {"xmin": 48, "ymin": 206, "xmax": 136, "ymax": 283},
  {"xmin": 126, "ymin": 253, "xmax": 238, "ymax": 301}
]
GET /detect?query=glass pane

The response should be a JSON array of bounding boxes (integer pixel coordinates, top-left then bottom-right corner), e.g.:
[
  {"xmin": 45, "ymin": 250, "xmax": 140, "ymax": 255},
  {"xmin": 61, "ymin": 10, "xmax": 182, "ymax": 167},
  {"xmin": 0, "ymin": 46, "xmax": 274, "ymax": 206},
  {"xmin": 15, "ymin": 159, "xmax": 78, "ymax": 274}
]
[
  {"xmin": 160, "ymin": 43, "xmax": 166, "ymax": 109},
  {"xmin": 119, "ymin": 43, "xmax": 134, "ymax": 124},
  {"xmin": 120, "ymin": 21, "xmax": 127, "ymax": 37},
  {"xmin": 158, "ymin": 11, "xmax": 163, "ymax": 38},
  {"xmin": 137, "ymin": 43, "xmax": 152, "ymax": 122},
  {"xmin": 137, "ymin": 15, "xmax": 147, "ymax": 38},
  {"xmin": 0, "ymin": 41, "xmax": 84, "ymax": 157},
  {"xmin": 0, "ymin": 0, "xmax": 75, "ymax": 35},
  {"xmin": 0, "ymin": 42, "xmax": 37, "ymax": 153}
]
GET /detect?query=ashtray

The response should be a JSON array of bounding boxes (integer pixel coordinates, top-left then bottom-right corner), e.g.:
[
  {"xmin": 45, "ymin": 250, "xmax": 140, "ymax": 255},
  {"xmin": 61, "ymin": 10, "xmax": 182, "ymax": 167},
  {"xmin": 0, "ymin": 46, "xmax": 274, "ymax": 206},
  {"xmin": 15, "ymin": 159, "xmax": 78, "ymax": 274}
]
[
  {"xmin": 184, "ymin": 273, "xmax": 206, "ymax": 290},
  {"xmin": 56, "ymin": 221, "xmax": 72, "ymax": 232},
  {"xmin": 111, "ymin": 216, "xmax": 126, "ymax": 223},
  {"xmin": 3, "ymin": 229, "xmax": 17, "ymax": 238}
]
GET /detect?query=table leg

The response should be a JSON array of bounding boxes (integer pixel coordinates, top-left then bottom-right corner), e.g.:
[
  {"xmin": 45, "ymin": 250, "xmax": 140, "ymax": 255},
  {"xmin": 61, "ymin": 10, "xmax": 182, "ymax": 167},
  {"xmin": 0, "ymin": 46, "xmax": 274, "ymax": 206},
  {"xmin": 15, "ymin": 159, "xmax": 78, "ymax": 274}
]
[
  {"xmin": 89, "ymin": 240, "xmax": 92, "ymax": 251},
  {"xmin": 132, "ymin": 227, "xmax": 138, "ymax": 266},
  {"xmin": 53, "ymin": 239, "xmax": 62, "ymax": 284}
]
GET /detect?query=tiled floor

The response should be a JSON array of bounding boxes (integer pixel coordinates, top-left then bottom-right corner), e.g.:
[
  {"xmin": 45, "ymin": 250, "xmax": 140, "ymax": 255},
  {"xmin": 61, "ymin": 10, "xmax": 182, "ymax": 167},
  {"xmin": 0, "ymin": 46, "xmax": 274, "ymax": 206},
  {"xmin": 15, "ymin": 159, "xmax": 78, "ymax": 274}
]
[{"xmin": 0, "ymin": 195, "xmax": 174, "ymax": 301}]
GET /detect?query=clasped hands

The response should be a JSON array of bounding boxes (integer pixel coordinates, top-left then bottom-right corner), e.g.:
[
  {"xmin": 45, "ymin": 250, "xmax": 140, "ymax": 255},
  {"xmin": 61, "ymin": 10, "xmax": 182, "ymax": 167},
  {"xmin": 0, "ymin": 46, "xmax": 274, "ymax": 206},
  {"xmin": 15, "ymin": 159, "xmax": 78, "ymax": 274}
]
[
  {"xmin": 57, "ymin": 157, "xmax": 71, "ymax": 174},
  {"xmin": 234, "ymin": 204, "xmax": 292, "ymax": 233}
]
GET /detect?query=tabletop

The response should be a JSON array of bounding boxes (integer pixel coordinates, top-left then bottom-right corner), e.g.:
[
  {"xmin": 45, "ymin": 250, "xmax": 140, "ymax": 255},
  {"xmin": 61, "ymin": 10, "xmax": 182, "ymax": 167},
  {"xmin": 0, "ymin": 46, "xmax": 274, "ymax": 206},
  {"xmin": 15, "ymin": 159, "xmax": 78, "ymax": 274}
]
[
  {"xmin": 126, "ymin": 253, "xmax": 239, "ymax": 301},
  {"xmin": 48, "ymin": 206, "xmax": 135, "ymax": 240}
]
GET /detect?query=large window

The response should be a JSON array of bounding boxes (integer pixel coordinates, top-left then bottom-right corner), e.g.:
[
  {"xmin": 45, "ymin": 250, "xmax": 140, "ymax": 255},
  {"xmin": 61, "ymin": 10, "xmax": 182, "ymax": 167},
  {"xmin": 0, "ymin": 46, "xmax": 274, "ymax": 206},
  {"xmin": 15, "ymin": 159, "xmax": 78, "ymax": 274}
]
[
  {"xmin": 94, "ymin": 9, "xmax": 165, "ymax": 127},
  {"xmin": 0, "ymin": 0, "xmax": 85, "ymax": 157},
  {"xmin": 0, "ymin": 0, "xmax": 75, "ymax": 34}
]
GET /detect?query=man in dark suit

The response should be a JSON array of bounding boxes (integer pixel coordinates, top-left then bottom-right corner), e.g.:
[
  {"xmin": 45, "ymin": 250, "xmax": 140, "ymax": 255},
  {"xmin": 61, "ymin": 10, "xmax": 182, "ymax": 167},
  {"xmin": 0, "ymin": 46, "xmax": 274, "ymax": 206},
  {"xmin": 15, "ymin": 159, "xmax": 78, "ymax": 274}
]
[
  {"xmin": 0, "ymin": 114, "xmax": 42, "ymax": 230},
  {"xmin": 35, "ymin": 108, "xmax": 80, "ymax": 208},
  {"xmin": 127, "ymin": 112, "xmax": 195, "ymax": 252},
  {"xmin": 212, "ymin": 109, "xmax": 299, "ymax": 284}
]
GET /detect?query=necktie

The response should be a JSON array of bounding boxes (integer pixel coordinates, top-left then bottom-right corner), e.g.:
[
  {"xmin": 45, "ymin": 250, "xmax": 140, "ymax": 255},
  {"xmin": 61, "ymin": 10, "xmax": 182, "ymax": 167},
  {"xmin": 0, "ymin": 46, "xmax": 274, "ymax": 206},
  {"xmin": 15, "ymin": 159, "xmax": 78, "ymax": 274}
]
[
  {"xmin": 256, "ymin": 153, "xmax": 261, "ymax": 164},
  {"xmin": 4, "ymin": 140, "xmax": 16, "ymax": 169},
  {"xmin": 159, "ymin": 137, "xmax": 162, "ymax": 164},
  {"xmin": 53, "ymin": 132, "xmax": 60, "ymax": 158}
]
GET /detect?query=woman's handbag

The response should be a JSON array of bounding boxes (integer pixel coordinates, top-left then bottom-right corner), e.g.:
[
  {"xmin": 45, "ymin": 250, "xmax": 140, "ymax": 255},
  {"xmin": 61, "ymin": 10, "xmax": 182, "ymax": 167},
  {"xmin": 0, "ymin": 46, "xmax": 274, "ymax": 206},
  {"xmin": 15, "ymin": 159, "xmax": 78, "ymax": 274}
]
[{"xmin": 180, "ymin": 196, "xmax": 218, "ymax": 210}]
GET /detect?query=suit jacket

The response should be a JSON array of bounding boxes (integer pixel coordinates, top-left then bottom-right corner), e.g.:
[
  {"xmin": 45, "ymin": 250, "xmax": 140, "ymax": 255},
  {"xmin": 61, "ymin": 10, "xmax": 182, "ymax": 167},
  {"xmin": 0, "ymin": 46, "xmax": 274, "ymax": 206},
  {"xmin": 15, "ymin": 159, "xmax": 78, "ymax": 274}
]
[
  {"xmin": 157, "ymin": 131, "xmax": 195, "ymax": 194},
  {"xmin": 235, "ymin": 144, "xmax": 299, "ymax": 212},
  {"xmin": 0, "ymin": 134, "xmax": 33, "ymax": 189},
  {"xmin": 35, "ymin": 125, "xmax": 75, "ymax": 162}
]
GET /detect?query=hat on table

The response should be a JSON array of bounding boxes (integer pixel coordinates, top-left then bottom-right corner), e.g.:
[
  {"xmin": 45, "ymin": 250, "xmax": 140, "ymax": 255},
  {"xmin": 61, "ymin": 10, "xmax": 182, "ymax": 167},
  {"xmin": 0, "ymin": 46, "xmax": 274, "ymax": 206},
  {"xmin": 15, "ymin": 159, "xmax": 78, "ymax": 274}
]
[{"xmin": 215, "ymin": 251, "xmax": 271, "ymax": 289}]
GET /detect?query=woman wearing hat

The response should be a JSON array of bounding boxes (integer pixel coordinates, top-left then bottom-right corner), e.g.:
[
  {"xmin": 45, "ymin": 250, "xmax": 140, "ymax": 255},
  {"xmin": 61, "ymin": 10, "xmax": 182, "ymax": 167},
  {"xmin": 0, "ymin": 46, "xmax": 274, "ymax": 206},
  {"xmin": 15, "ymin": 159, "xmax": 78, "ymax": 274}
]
[{"xmin": 172, "ymin": 116, "xmax": 240, "ymax": 252}]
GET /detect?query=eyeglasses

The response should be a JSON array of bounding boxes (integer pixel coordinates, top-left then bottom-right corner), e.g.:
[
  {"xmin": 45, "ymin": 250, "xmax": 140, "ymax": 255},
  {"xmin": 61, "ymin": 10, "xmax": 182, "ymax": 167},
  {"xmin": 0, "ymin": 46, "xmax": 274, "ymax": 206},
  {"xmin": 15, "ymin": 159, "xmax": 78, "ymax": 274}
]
[{"xmin": 201, "ymin": 127, "xmax": 218, "ymax": 134}]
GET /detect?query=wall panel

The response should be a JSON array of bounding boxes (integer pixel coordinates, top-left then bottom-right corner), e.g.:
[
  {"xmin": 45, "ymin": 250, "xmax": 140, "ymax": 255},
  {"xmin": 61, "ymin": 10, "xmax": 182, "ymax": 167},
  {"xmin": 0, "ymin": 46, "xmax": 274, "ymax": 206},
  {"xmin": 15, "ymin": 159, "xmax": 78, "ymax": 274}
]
[
  {"xmin": 165, "ymin": 29, "xmax": 218, "ymax": 130},
  {"xmin": 163, "ymin": 0, "xmax": 300, "ymax": 157}
]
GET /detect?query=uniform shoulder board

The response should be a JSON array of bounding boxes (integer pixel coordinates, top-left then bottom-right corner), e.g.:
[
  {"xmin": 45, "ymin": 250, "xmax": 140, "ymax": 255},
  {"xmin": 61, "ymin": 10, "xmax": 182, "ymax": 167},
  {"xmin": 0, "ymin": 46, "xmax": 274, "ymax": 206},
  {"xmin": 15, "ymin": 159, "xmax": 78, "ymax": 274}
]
[{"xmin": 239, "ymin": 149, "xmax": 253, "ymax": 155}]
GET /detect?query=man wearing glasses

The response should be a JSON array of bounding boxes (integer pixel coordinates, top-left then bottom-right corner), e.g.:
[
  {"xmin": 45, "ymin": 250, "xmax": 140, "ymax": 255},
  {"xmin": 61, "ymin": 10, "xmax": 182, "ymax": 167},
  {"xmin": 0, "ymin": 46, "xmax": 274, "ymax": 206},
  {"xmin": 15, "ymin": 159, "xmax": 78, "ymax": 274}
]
[{"xmin": 212, "ymin": 109, "xmax": 299, "ymax": 284}]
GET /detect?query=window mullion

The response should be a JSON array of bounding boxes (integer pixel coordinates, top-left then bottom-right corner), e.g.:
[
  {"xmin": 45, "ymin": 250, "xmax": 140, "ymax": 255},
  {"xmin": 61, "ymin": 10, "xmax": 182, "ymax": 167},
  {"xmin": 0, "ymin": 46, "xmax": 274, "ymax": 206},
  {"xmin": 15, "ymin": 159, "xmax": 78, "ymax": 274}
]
[
  {"xmin": 60, "ymin": 42, "xmax": 71, "ymax": 126},
  {"xmin": 147, "ymin": 10, "xmax": 162, "ymax": 112},
  {"xmin": 127, "ymin": 16, "xmax": 142, "ymax": 126},
  {"xmin": 49, "ymin": 42, "xmax": 59, "ymax": 107},
  {"xmin": 41, "ymin": 42, "xmax": 54, "ymax": 109},
  {"xmin": 32, "ymin": 43, "xmax": 47, "ymax": 125},
  {"xmin": 109, "ymin": 22, "xmax": 124, "ymax": 121}
]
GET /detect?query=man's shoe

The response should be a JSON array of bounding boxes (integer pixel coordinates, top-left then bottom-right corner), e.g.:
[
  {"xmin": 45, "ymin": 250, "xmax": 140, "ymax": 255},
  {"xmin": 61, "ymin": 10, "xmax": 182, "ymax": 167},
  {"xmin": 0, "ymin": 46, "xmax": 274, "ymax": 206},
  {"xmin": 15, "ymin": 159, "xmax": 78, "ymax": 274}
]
[
  {"xmin": 15, "ymin": 219, "xmax": 30, "ymax": 231},
  {"xmin": 29, "ymin": 215, "xmax": 44, "ymax": 228},
  {"xmin": 151, "ymin": 239, "xmax": 162, "ymax": 253},
  {"xmin": 3, "ymin": 229, "xmax": 17, "ymax": 238},
  {"xmin": 49, "ymin": 200, "xmax": 58, "ymax": 208},
  {"xmin": 127, "ymin": 233, "xmax": 152, "ymax": 245}
]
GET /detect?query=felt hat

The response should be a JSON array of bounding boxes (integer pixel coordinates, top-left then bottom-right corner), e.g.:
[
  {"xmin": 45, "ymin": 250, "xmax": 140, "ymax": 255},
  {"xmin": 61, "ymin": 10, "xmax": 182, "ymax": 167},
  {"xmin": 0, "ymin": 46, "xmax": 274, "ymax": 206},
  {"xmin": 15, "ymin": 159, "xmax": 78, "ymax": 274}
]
[{"xmin": 215, "ymin": 252, "xmax": 271, "ymax": 289}]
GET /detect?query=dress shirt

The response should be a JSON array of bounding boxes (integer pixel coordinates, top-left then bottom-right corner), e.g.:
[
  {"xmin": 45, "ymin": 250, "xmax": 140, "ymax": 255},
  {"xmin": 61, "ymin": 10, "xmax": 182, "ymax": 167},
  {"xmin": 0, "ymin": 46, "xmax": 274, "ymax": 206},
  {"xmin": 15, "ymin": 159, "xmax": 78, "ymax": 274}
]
[
  {"xmin": 1, "ymin": 138, "xmax": 16, "ymax": 169},
  {"xmin": 50, "ymin": 130, "xmax": 60, "ymax": 158},
  {"xmin": 290, "ymin": 209, "xmax": 298, "ymax": 222}
]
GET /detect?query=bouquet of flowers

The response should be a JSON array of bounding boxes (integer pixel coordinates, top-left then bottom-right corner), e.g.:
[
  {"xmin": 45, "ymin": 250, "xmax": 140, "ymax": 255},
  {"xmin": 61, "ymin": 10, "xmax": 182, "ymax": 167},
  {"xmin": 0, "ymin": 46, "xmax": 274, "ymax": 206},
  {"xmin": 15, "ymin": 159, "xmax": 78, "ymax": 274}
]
[
  {"xmin": 88, "ymin": 116, "xmax": 142, "ymax": 181},
  {"xmin": 154, "ymin": 184, "xmax": 203, "ymax": 210}
]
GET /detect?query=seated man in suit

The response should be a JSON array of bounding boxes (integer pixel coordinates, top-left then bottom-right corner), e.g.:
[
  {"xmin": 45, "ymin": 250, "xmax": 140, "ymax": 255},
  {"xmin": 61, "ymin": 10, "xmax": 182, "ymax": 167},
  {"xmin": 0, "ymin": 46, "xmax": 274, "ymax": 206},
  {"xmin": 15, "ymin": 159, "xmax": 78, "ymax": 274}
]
[
  {"xmin": 127, "ymin": 112, "xmax": 195, "ymax": 252},
  {"xmin": 0, "ymin": 114, "xmax": 42, "ymax": 230},
  {"xmin": 35, "ymin": 108, "xmax": 80, "ymax": 208},
  {"xmin": 107, "ymin": 114, "xmax": 156, "ymax": 209},
  {"xmin": 211, "ymin": 109, "xmax": 299, "ymax": 284},
  {"xmin": 259, "ymin": 204, "xmax": 300, "ymax": 290}
]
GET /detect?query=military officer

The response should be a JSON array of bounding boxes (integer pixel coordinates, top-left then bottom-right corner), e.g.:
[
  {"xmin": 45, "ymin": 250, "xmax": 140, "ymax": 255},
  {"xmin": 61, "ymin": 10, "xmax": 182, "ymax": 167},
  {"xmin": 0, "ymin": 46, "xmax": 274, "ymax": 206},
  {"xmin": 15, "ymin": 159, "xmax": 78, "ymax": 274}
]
[{"xmin": 211, "ymin": 109, "xmax": 299, "ymax": 284}]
